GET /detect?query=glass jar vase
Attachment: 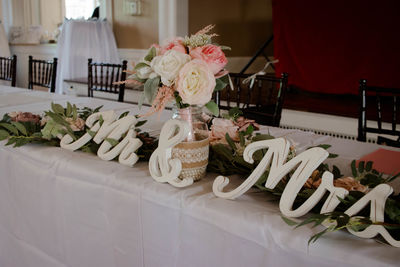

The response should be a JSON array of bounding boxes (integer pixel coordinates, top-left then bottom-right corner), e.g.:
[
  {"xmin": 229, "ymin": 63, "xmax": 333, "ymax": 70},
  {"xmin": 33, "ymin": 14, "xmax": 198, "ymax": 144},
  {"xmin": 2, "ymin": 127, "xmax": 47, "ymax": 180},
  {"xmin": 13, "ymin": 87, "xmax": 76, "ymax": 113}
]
[{"xmin": 171, "ymin": 105, "xmax": 209, "ymax": 181}]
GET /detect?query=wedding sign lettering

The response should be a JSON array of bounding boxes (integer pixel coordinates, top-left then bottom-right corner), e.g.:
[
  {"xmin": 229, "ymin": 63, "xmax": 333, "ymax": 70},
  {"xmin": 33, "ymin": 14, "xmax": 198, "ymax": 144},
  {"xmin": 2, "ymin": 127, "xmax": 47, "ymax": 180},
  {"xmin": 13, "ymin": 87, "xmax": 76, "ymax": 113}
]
[
  {"xmin": 148, "ymin": 119, "xmax": 194, "ymax": 187},
  {"xmin": 212, "ymin": 138, "xmax": 400, "ymax": 247},
  {"xmin": 60, "ymin": 110, "xmax": 143, "ymax": 167}
]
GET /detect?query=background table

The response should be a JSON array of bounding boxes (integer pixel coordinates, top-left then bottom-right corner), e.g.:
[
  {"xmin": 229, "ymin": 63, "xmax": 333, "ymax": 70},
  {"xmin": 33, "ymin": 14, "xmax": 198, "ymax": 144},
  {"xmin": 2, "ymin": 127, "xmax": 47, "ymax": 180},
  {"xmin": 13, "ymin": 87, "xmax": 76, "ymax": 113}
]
[{"xmin": 0, "ymin": 85, "xmax": 399, "ymax": 267}]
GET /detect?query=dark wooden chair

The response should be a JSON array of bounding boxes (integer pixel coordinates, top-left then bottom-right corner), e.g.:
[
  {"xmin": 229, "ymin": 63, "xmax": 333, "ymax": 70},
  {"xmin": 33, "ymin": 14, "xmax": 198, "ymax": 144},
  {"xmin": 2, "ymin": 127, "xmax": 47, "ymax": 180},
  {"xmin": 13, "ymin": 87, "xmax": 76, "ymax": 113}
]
[
  {"xmin": 357, "ymin": 79, "xmax": 400, "ymax": 148},
  {"xmin": 88, "ymin": 58, "xmax": 128, "ymax": 102},
  {"xmin": 28, "ymin": 56, "xmax": 58, "ymax": 93},
  {"xmin": 215, "ymin": 72, "xmax": 289, "ymax": 126},
  {"xmin": 0, "ymin": 55, "xmax": 17, "ymax": 87}
]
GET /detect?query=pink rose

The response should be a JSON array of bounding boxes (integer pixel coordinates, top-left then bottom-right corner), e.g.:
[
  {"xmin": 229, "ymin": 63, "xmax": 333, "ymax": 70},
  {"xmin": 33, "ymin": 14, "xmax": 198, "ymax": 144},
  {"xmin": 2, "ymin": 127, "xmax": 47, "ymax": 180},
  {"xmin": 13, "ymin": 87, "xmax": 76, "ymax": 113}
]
[
  {"xmin": 209, "ymin": 118, "xmax": 239, "ymax": 144},
  {"xmin": 176, "ymin": 59, "xmax": 216, "ymax": 105},
  {"xmin": 10, "ymin": 112, "xmax": 41, "ymax": 124},
  {"xmin": 234, "ymin": 116, "xmax": 260, "ymax": 132},
  {"xmin": 189, "ymin": 44, "xmax": 228, "ymax": 75},
  {"xmin": 65, "ymin": 117, "xmax": 85, "ymax": 131},
  {"xmin": 160, "ymin": 37, "xmax": 186, "ymax": 55}
]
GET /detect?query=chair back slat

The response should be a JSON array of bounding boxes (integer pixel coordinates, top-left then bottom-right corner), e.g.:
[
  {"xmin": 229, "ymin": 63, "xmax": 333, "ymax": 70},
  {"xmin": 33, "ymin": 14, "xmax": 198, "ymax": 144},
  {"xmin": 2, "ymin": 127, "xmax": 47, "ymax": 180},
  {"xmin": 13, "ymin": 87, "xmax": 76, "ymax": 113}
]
[
  {"xmin": 357, "ymin": 79, "xmax": 400, "ymax": 147},
  {"xmin": 87, "ymin": 58, "xmax": 128, "ymax": 102},
  {"xmin": 28, "ymin": 56, "xmax": 57, "ymax": 92},
  {"xmin": 215, "ymin": 72, "xmax": 289, "ymax": 127},
  {"xmin": 0, "ymin": 55, "xmax": 18, "ymax": 87},
  {"xmin": 393, "ymin": 96, "xmax": 397, "ymax": 131},
  {"xmin": 376, "ymin": 93, "xmax": 382, "ymax": 130}
]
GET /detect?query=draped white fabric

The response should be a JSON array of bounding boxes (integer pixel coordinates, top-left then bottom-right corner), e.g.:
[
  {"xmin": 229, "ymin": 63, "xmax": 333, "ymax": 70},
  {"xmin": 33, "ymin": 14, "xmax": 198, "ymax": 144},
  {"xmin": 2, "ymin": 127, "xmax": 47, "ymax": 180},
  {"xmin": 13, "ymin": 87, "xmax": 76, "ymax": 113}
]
[
  {"xmin": 55, "ymin": 19, "xmax": 120, "ymax": 94},
  {"xmin": 0, "ymin": 21, "xmax": 10, "ymax": 57},
  {"xmin": 0, "ymin": 86, "xmax": 399, "ymax": 267}
]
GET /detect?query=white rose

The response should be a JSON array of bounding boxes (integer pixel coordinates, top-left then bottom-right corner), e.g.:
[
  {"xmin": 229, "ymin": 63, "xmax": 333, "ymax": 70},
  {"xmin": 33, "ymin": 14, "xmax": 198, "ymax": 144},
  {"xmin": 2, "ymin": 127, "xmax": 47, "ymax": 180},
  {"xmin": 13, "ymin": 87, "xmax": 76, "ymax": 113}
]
[
  {"xmin": 136, "ymin": 66, "xmax": 155, "ymax": 79},
  {"xmin": 150, "ymin": 50, "xmax": 190, "ymax": 86},
  {"xmin": 175, "ymin": 59, "xmax": 216, "ymax": 105}
]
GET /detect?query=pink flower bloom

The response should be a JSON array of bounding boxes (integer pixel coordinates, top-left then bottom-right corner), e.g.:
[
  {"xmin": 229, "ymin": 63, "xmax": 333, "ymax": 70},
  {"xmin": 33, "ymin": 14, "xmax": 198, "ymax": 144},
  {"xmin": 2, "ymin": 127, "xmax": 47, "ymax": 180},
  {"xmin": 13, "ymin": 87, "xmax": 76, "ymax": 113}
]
[
  {"xmin": 160, "ymin": 37, "xmax": 186, "ymax": 55},
  {"xmin": 10, "ymin": 112, "xmax": 41, "ymax": 124},
  {"xmin": 234, "ymin": 116, "xmax": 260, "ymax": 132},
  {"xmin": 189, "ymin": 44, "xmax": 228, "ymax": 75},
  {"xmin": 209, "ymin": 118, "xmax": 239, "ymax": 144},
  {"xmin": 176, "ymin": 59, "xmax": 216, "ymax": 106}
]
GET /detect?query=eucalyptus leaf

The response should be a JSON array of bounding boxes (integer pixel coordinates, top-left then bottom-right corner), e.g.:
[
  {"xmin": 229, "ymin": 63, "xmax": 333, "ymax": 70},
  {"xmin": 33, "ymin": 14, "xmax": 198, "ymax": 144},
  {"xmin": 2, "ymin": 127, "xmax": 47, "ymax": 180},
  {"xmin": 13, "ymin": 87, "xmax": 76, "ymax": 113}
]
[
  {"xmin": 72, "ymin": 104, "xmax": 78, "ymax": 120},
  {"xmin": 144, "ymin": 76, "xmax": 160, "ymax": 104},
  {"xmin": 351, "ymin": 160, "xmax": 357, "ymax": 177},
  {"xmin": 358, "ymin": 161, "xmax": 365, "ymax": 173},
  {"xmin": 214, "ymin": 78, "xmax": 228, "ymax": 92},
  {"xmin": 11, "ymin": 121, "xmax": 27, "ymax": 136},
  {"xmin": 308, "ymin": 228, "xmax": 329, "ymax": 245},
  {"xmin": 281, "ymin": 216, "xmax": 298, "ymax": 226},
  {"xmin": 134, "ymin": 62, "xmax": 150, "ymax": 70},
  {"xmin": 239, "ymin": 132, "xmax": 245, "ymax": 147},
  {"xmin": 5, "ymin": 137, "xmax": 16, "ymax": 146},
  {"xmin": 51, "ymin": 103, "xmax": 65, "ymax": 115},
  {"xmin": 205, "ymin": 101, "xmax": 219, "ymax": 116},
  {"xmin": 252, "ymin": 134, "xmax": 274, "ymax": 142},
  {"xmin": 365, "ymin": 161, "xmax": 373, "ymax": 172},
  {"xmin": 225, "ymin": 133, "xmax": 237, "ymax": 151},
  {"xmin": 86, "ymin": 129, "xmax": 96, "ymax": 137},
  {"xmin": 105, "ymin": 138, "xmax": 119, "ymax": 147},
  {"xmin": 93, "ymin": 105, "xmax": 103, "ymax": 113},
  {"xmin": 0, "ymin": 129, "xmax": 9, "ymax": 140},
  {"xmin": 119, "ymin": 111, "xmax": 129, "ymax": 119},
  {"xmin": 0, "ymin": 122, "xmax": 18, "ymax": 135},
  {"xmin": 99, "ymin": 115, "xmax": 104, "ymax": 126},
  {"xmin": 66, "ymin": 102, "xmax": 73, "ymax": 117},
  {"xmin": 144, "ymin": 47, "xmax": 156, "ymax": 62},
  {"xmin": 135, "ymin": 120, "xmax": 147, "ymax": 127}
]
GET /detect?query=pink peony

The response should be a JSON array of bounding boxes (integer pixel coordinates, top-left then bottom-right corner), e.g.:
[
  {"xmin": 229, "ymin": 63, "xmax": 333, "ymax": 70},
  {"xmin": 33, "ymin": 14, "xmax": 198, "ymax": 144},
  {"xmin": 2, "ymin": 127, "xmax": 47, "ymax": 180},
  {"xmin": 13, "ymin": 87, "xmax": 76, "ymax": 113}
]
[
  {"xmin": 209, "ymin": 118, "xmax": 239, "ymax": 144},
  {"xmin": 160, "ymin": 37, "xmax": 186, "ymax": 55},
  {"xmin": 189, "ymin": 44, "xmax": 228, "ymax": 75},
  {"xmin": 175, "ymin": 59, "xmax": 216, "ymax": 105}
]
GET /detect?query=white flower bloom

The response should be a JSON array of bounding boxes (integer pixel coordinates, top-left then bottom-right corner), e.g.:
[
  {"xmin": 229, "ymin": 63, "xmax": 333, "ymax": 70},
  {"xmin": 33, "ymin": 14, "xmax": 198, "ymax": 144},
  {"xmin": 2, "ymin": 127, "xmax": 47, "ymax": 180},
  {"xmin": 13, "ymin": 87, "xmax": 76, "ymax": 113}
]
[
  {"xmin": 150, "ymin": 50, "xmax": 190, "ymax": 86},
  {"xmin": 136, "ymin": 66, "xmax": 155, "ymax": 79}
]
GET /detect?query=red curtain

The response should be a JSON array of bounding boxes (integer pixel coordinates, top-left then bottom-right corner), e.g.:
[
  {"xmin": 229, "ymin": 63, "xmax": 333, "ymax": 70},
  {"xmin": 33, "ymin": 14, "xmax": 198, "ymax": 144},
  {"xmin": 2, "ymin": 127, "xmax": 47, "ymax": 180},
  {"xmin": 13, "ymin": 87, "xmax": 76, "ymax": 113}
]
[{"xmin": 272, "ymin": 0, "xmax": 400, "ymax": 94}]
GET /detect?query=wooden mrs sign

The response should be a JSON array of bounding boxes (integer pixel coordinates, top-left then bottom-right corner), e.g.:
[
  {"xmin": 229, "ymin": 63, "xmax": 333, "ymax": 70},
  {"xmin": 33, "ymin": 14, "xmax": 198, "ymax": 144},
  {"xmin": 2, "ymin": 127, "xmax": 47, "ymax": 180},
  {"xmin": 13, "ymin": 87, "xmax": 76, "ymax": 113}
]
[
  {"xmin": 60, "ymin": 110, "xmax": 143, "ymax": 166},
  {"xmin": 212, "ymin": 138, "xmax": 400, "ymax": 247}
]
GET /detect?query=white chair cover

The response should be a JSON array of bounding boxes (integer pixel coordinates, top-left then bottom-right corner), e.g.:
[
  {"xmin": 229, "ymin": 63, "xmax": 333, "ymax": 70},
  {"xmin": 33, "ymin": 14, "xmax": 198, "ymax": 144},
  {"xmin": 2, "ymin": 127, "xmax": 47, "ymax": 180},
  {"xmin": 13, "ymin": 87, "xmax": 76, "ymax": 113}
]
[
  {"xmin": 0, "ymin": 21, "xmax": 10, "ymax": 57},
  {"xmin": 55, "ymin": 19, "xmax": 120, "ymax": 94}
]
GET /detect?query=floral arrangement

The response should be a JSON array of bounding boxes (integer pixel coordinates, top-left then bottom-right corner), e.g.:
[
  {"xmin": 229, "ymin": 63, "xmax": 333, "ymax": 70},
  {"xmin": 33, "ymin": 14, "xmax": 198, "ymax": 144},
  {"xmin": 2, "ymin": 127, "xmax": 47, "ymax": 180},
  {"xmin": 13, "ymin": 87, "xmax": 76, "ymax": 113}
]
[
  {"xmin": 0, "ymin": 103, "xmax": 156, "ymax": 160},
  {"xmin": 122, "ymin": 25, "xmax": 229, "ymax": 116}
]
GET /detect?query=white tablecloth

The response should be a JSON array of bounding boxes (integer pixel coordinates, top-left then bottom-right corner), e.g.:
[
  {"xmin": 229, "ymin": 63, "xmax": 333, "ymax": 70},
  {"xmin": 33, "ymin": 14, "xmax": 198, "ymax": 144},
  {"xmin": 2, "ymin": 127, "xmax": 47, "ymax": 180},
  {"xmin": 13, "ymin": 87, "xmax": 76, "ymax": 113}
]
[{"xmin": 0, "ymin": 85, "xmax": 399, "ymax": 267}]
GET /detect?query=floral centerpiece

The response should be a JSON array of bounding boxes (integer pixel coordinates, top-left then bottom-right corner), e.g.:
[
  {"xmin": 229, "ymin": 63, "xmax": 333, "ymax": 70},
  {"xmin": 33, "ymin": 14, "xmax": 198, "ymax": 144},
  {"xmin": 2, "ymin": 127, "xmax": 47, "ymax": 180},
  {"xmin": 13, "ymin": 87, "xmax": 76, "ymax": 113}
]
[
  {"xmin": 122, "ymin": 24, "xmax": 229, "ymax": 117},
  {"xmin": 121, "ymin": 25, "xmax": 230, "ymax": 181}
]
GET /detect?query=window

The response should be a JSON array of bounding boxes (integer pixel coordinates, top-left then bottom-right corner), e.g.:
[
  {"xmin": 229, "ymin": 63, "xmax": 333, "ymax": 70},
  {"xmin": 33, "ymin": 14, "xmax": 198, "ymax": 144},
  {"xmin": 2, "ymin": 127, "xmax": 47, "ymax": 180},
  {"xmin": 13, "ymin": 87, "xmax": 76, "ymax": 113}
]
[{"xmin": 64, "ymin": 0, "xmax": 100, "ymax": 20}]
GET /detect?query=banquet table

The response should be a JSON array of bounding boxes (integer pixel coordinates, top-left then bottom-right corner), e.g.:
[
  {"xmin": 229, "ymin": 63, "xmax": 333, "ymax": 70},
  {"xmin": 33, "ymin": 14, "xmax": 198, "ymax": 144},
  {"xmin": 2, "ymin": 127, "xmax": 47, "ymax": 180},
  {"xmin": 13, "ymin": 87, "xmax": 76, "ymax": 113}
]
[{"xmin": 0, "ymin": 85, "xmax": 399, "ymax": 267}]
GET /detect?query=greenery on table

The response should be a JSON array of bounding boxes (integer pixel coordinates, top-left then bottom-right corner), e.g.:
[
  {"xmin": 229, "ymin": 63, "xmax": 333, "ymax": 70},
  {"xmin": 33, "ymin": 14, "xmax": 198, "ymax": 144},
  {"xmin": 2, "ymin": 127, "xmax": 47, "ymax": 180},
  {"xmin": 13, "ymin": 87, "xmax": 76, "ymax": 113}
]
[
  {"xmin": 1, "ymin": 103, "xmax": 400, "ymax": 246},
  {"xmin": 209, "ymin": 133, "xmax": 400, "ymax": 245},
  {"xmin": 0, "ymin": 102, "xmax": 156, "ymax": 161}
]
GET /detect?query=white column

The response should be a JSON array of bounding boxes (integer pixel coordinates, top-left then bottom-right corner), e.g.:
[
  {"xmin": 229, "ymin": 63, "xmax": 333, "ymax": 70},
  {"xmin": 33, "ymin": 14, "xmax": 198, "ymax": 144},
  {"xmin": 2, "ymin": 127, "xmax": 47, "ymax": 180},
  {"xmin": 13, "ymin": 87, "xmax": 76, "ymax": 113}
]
[
  {"xmin": 1, "ymin": 0, "xmax": 13, "ymax": 35},
  {"xmin": 158, "ymin": 0, "xmax": 188, "ymax": 42},
  {"xmin": 99, "ymin": 0, "xmax": 113, "ymax": 29}
]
